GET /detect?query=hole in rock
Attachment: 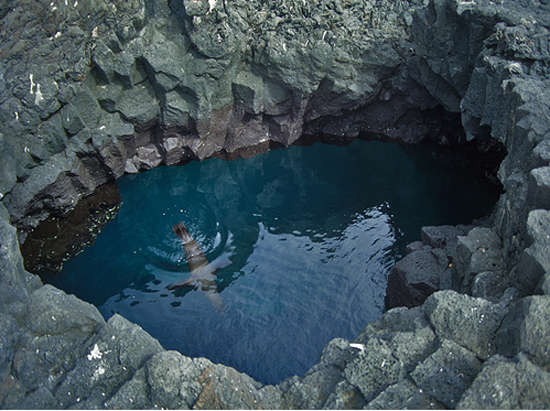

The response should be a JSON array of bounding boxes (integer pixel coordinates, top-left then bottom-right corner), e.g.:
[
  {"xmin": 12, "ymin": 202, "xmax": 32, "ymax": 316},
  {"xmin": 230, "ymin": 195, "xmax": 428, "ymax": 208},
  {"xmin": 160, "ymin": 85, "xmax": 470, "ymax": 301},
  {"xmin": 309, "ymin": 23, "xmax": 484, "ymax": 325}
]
[{"xmin": 26, "ymin": 131, "xmax": 504, "ymax": 385}]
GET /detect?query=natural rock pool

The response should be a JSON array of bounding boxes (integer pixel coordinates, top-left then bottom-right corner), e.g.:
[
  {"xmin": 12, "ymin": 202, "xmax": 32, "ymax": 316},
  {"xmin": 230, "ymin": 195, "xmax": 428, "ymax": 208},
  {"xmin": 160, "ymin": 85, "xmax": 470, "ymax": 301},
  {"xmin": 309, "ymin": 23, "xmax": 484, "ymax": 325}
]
[{"xmin": 40, "ymin": 139, "xmax": 500, "ymax": 385}]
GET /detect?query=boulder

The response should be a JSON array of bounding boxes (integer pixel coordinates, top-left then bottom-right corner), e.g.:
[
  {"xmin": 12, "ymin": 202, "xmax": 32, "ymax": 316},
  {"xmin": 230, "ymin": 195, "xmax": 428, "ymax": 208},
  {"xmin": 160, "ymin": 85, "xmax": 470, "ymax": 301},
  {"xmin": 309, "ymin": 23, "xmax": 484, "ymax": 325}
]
[
  {"xmin": 162, "ymin": 89, "xmax": 195, "ymax": 128},
  {"xmin": 53, "ymin": 314, "xmax": 163, "ymax": 408},
  {"xmin": 457, "ymin": 354, "xmax": 550, "ymax": 409},
  {"xmin": 530, "ymin": 138, "xmax": 550, "ymax": 169},
  {"xmin": 343, "ymin": 337, "xmax": 407, "ymax": 403},
  {"xmin": 60, "ymin": 104, "xmax": 84, "ymax": 137},
  {"xmin": 145, "ymin": 351, "xmax": 211, "ymax": 409},
  {"xmin": 471, "ymin": 270, "xmax": 510, "ymax": 301},
  {"xmin": 6, "ymin": 145, "xmax": 117, "ymax": 238},
  {"xmin": 140, "ymin": 26, "xmax": 190, "ymax": 92},
  {"xmin": 359, "ymin": 306, "xmax": 431, "ymax": 336},
  {"xmin": 15, "ymin": 386, "xmax": 58, "ymax": 410},
  {"xmin": 410, "ymin": 339, "xmax": 481, "ymax": 408},
  {"xmin": 181, "ymin": 0, "xmax": 210, "ymax": 16},
  {"xmin": 13, "ymin": 332, "xmax": 88, "ymax": 397},
  {"xmin": 386, "ymin": 248, "xmax": 450, "ymax": 309},
  {"xmin": 232, "ymin": 71, "xmax": 266, "ymax": 115},
  {"xmin": 322, "ymin": 380, "xmax": 367, "ymax": 410},
  {"xmin": 423, "ymin": 290, "xmax": 511, "ymax": 360},
  {"xmin": 386, "ymin": 224, "xmax": 473, "ymax": 309},
  {"xmin": 535, "ymin": 272, "xmax": 550, "ymax": 295},
  {"xmin": 512, "ymin": 209, "xmax": 550, "ymax": 294},
  {"xmin": 224, "ymin": 115, "xmax": 270, "ymax": 156},
  {"xmin": 0, "ymin": 138, "xmax": 19, "ymax": 199},
  {"xmin": 27, "ymin": 285, "xmax": 105, "ymax": 337},
  {"xmin": 453, "ymin": 227, "xmax": 505, "ymax": 294},
  {"xmin": 7, "ymin": 285, "xmax": 105, "ymax": 408},
  {"xmin": 62, "ymin": 86, "xmax": 102, "ymax": 133},
  {"xmin": 421, "ymin": 225, "xmax": 471, "ymax": 253},
  {"xmin": 281, "ymin": 338, "xmax": 353, "ymax": 409},
  {"xmin": 354, "ymin": 307, "xmax": 437, "ymax": 371},
  {"xmin": 528, "ymin": 166, "xmax": 550, "ymax": 209},
  {"xmin": 125, "ymin": 144, "xmax": 163, "ymax": 173},
  {"xmin": 0, "ymin": 219, "xmax": 41, "ymax": 294},
  {"xmin": 342, "ymin": 306, "xmax": 436, "ymax": 403},
  {"xmin": 192, "ymin": 364, "xmax": 282, "ymax": 409},
  {"xmin": 493, "ymin": 295, "xmax": 550, "ymax": 372},
  {"xmin": 366, "ymin": 379, "xmax": 444, "ymax": 410},
  {"xmin": 183, "ymin": 6, "xmax": 246, "ymax": 59},
  {"xmin": 0, "ymin": 281, "xmax": 31, "ymax": 327},
  {"xmin": 97, "ymin": 314, "xmax": 164, "ymax": 370},
  {"xmin": 103, "ymin": 367, "xmax": 151, "ymax": 409}
]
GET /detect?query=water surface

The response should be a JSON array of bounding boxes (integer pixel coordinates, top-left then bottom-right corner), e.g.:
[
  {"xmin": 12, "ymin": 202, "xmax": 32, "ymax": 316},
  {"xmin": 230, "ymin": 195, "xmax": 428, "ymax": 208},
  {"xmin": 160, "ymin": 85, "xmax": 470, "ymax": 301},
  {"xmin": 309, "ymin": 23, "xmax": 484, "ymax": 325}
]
[{"xmin": 44, "ymin": 140, "xmax": 498, "ymax": 384}]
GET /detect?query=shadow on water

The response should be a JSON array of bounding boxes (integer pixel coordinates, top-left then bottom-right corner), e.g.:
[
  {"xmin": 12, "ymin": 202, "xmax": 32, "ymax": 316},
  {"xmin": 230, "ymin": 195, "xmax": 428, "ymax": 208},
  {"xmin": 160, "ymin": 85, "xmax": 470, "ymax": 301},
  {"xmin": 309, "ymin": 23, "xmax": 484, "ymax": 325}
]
[{"xmin": 38, "ymin": 139, "xmax": 501, "ymax": 385}]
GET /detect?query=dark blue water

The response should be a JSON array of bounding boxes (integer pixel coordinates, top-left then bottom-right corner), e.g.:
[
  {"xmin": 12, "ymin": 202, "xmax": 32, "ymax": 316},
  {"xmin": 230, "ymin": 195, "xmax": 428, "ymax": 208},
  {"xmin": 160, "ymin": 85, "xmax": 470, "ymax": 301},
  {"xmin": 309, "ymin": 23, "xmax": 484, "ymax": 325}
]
[{"xmin": 44, "ymin": 140, "xmax": 498, "ymax": 385}]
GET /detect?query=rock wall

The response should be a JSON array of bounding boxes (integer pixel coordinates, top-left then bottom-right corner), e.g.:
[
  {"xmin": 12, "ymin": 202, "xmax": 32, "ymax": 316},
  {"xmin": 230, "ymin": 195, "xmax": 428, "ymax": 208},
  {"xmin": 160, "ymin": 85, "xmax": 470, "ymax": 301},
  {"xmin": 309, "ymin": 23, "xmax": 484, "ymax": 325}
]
[
  {"xmin": 1, "ymin": 0, "xmax": 438, "ymax": 240},
  {"xmin": 1, "ymin": 0, "xmax": 550, "ymax": 408}
]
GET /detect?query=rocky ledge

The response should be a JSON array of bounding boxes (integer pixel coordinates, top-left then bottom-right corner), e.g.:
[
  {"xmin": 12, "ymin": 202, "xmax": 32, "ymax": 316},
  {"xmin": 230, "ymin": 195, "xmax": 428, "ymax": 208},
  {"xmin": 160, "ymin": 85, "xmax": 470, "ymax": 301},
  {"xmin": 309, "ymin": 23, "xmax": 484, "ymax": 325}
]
[{"xmin": 1, "ymin": 0, "xmax": 550, "ymax": 408}]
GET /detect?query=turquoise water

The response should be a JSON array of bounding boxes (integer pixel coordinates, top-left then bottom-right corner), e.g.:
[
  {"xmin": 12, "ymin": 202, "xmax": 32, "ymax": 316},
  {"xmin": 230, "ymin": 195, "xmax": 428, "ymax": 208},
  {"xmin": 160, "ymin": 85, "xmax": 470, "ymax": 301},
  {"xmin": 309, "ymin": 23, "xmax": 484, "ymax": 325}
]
[{"xmin": 44, "ymin": 140, "xmax": 499, "ymax": 384}]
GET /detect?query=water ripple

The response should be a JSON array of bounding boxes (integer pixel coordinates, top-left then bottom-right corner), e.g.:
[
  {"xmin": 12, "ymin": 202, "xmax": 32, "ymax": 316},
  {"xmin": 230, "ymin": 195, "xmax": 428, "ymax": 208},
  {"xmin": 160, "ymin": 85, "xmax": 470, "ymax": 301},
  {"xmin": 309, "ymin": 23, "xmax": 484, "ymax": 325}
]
[{"xmin": 46, "ymin": 140, "xmax": 500, "ymax": 385}]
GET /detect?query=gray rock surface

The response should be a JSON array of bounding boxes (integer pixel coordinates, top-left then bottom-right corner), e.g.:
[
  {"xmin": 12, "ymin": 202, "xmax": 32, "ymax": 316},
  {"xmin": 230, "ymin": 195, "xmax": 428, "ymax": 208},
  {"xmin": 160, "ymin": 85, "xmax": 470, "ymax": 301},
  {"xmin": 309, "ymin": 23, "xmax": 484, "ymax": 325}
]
[
  {"xmin": 512, "ymin": 209, "xmax": 550, "ymax": 294},
  {"xmin": 386, "ymin": 225, "xmax": 473, "ymax": 309},
  {"xmin": 411, "ymin": 339, "xmax": 481, "ymax": 408},
  {"xmin": 453, "ymin": 227, "xmax": 505, "ymax": 296},
  {"xmin": 493, "ymin": 295, "xmax": 550, "ymax": 372},
  {"xmin": 386, "ymin": 248, "xmax": 449, "ymax": 308},
  {"xmin": 536, "ymin": 271, "xmax": 550, "ymax": 295},
  {"xmin": 457, "ymin": 354, "xmax": 550, "ymax": 409},
  {"xmin": 366, "ymin": 379, "xmax": 444, "ymax": 410},
  {"xmin": 0, "ymin": 219, "xmax": 42, "ymax": 294},
  {"xmin": 1, "ymin": 0, "xmax": 550, "ymax": 408},
  {"xmin": 424, "ymin": 290, "xmax": 512, "ymax": 360},
  {"xmin": 280, "ymin": 338, "xmax": 354, "ymax": 409}
]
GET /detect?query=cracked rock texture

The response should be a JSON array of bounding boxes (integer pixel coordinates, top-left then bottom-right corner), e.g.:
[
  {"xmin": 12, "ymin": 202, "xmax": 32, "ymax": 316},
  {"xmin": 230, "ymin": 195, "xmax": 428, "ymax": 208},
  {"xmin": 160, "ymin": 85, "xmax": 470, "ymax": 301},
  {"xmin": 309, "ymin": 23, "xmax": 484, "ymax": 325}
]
[{"xmin": 1, "ymin": 0, "xmax": 550, "ymax": 408}]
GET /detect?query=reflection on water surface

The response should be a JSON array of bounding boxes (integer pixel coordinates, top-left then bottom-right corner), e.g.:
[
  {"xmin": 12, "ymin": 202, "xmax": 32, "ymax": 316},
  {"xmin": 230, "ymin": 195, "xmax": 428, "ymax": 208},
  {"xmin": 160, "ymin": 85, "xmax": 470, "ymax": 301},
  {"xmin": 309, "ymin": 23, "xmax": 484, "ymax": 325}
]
[{"xmin": 43, "ymin": 139, "xmax": 499, "ymax": 384}]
